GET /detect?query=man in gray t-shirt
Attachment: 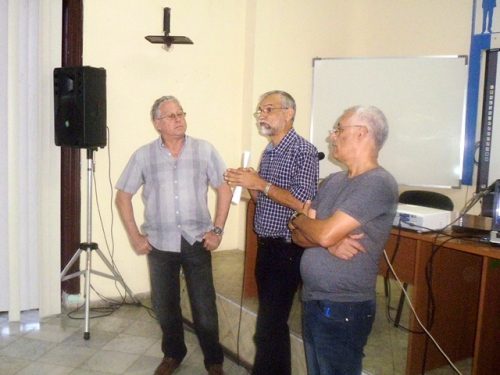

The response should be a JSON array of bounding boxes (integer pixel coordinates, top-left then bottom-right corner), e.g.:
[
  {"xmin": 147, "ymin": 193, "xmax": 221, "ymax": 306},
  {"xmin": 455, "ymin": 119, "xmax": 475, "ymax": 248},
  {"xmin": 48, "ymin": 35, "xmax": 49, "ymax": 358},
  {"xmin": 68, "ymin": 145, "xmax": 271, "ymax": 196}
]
[{"xmin": 290, "ymin": 105, "xmax": 397, "ymax": 375}]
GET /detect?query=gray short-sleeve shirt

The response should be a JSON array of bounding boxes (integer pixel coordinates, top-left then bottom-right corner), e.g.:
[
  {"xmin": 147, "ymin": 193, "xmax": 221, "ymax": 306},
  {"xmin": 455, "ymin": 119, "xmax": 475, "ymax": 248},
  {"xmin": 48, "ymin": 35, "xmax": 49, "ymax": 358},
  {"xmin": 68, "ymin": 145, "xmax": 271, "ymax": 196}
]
[{"xmin": 300, "ymin": 167, "xmax": 398, "ymax": 302}]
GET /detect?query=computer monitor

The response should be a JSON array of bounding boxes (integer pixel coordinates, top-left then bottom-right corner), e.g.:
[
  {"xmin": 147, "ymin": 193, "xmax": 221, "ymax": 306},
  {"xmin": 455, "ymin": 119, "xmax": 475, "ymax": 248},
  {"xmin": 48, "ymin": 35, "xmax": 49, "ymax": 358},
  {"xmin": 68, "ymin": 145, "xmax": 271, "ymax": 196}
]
[
  {"xmin": 490, "ymin": 180, "xmax": 500, "ymax": 245},
  {"xmin": 492, "ymin": 180, "xmax": 500, "ymax": 231},
  {"xmin": 480, "ymin": 178, "xmax": 500, "ymax": 218}
]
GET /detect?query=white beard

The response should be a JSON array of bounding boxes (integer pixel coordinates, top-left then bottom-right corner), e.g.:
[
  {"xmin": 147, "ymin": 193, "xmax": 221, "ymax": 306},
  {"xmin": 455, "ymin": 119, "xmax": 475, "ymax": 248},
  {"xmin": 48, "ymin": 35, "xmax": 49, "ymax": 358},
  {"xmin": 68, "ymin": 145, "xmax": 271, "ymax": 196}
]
[{"xmin": 258, "ymin": 124, "xmax": 273, "ymax": 136}]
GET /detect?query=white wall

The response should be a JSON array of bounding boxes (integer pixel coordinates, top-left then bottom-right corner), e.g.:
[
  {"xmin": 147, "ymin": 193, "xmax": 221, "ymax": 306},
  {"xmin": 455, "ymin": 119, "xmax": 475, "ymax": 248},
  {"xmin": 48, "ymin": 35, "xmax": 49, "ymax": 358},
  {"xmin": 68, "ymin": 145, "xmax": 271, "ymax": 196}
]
[{"xmin": 82, "ymin": 0, "xmax": 474, "ymax": 298}]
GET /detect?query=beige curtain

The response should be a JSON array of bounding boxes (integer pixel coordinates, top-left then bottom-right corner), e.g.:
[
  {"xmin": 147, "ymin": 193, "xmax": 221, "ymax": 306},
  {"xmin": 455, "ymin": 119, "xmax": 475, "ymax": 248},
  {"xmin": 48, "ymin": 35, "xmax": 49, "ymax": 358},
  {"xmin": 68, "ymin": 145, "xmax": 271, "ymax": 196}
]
[{"xmin": 1, "ymin": 0, "xmax": 62, "ymax": 320}]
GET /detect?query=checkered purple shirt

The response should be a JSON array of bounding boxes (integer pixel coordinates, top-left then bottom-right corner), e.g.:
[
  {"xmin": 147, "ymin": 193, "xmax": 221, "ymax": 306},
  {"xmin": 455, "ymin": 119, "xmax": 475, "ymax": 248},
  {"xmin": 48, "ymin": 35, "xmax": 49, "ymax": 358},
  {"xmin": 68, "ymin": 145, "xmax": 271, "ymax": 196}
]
[{"xmin": 254, "ymin": 129, "xmax": 319, "ymax": 240}]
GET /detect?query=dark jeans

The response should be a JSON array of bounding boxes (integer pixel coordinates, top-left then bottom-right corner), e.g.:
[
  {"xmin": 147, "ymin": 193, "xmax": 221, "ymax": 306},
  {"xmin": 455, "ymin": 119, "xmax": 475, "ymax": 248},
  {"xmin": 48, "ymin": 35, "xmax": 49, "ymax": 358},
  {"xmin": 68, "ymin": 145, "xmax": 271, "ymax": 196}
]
[
  {"xmin": 303, "ymin": 299, "xmax": 376, "ymax": 375},
  {"xmin": 252, "ymin": 237, "xmax": 303, "ymax": 375},
  {"xmin": 147, "ymin": 237, "xmax": 223, "ymax": 369}
]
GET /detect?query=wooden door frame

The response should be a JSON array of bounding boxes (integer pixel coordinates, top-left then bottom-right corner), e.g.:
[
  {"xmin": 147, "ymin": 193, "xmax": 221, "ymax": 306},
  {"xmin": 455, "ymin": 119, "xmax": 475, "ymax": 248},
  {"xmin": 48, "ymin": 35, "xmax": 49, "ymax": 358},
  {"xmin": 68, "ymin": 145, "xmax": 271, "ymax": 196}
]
[{"xmin": 60, "ymin": 0, "xmax": 82, "ymax": 294}]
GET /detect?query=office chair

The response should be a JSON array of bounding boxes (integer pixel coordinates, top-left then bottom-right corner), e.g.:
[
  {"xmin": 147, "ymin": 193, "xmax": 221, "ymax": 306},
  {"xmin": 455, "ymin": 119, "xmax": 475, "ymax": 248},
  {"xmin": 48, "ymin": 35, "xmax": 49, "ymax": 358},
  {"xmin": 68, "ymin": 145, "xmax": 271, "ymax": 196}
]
[
  {"xmin": 398, "ymin": 190, "xmax": 454, "ymax": 211},
  {"xmin": 391, "ymin": 190, "xmax": 454, "ymax": 327}
]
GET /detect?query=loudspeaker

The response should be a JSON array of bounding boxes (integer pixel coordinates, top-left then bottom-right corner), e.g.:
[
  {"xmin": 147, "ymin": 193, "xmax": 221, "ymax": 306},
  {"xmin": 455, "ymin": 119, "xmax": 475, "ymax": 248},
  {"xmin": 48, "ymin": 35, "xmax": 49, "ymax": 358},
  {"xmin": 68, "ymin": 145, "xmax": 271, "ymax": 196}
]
[{"xmin": 54, "ymin": 66, "xmax": 107, "ymax": 148}]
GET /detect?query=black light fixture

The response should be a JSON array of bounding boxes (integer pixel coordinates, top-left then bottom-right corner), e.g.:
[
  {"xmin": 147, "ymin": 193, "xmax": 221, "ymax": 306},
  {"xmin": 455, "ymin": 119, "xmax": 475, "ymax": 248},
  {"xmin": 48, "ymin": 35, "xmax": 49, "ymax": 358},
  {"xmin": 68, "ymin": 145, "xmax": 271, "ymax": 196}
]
[{"xmin": 145, "ymin": 7, "xmax": 193, "ymax": 47}]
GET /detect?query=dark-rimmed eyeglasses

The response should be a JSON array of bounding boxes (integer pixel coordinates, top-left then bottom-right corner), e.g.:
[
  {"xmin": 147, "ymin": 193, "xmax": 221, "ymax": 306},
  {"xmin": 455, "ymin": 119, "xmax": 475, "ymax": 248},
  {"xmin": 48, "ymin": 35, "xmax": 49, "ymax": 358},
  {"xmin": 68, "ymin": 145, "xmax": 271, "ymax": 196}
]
[
  {"xmin": 329, "ymin": 124, "xmax": 366, "ymax": 136},
  {"xmin": 157, "ymin": 112, "xmax": 186, "ymax": 121},
  {"xmin": 253, "ymin": 107, "xmax": 288, "ymax": 118}
]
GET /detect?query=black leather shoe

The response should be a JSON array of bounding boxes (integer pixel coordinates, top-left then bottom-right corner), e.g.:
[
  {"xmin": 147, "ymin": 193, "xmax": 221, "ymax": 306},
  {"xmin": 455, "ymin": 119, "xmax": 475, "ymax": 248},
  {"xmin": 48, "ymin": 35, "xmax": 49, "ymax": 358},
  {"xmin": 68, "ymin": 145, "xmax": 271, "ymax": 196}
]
[
  {"xmin": 154, "ymin": 357, "xmax": 181, "ymax": 375},
  {"xmin": 207, "ymin": 364, "xmax": 224, "ymax": 375}
]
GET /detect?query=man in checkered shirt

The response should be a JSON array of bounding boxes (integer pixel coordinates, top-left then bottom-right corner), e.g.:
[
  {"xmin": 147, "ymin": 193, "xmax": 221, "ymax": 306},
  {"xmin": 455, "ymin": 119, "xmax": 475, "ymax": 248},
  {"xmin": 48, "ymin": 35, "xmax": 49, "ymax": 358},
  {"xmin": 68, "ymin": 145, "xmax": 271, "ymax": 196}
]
[{"xmin": 225, "ymin": 90, "xmax": 318, "ymax": 375}]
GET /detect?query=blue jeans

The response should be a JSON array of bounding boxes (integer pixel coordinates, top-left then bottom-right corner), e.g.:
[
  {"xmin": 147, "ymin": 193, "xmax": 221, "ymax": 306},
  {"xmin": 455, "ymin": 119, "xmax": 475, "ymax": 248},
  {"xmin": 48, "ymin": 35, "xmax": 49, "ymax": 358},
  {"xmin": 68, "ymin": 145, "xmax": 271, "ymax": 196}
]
[
  {"xmin": 303, "ymin": 299, "xmax": 376, "ymax": 375},
  {"xmin": 147, "ymin": 238, "xmax": 223, "ymax": 369},
  {"xmin": 252, "ymin": 237, "xmax": 303, "ymax": 375}
]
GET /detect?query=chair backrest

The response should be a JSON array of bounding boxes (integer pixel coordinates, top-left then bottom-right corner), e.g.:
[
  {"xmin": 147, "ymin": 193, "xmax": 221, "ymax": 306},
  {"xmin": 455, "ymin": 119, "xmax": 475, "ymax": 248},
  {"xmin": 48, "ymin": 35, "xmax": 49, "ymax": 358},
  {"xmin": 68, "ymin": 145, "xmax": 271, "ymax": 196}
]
[{"xmin": 398, "ymin": 190, "xmax": 454, "ymax": 211}]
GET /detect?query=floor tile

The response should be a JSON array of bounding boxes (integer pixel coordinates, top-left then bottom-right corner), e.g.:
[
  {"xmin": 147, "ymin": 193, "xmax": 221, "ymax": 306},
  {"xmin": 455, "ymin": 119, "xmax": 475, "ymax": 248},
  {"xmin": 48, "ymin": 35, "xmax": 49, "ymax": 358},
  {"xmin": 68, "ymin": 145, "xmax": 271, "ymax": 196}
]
[
  {"xmin": 0, "ymin": 337, "xmax": 56, "ymax": 361},
  {"xmin": 37, "ymin": 342, "xmax": 97, "ymax": 367},
  {"xmin": 122, "ymin": 319, "xmax": 162, "ymax": 339},
  {"xmin": 122, "ymin": 355, "xmax": 160, "ymax": 374},
  {"xmin": 143, "ymin": 338, "xmax": 163, "ymax": 358},
  {"xmin": 69, "ymin": 369, "xmax": 115, "ymax": 375},
  {"xmin": 62, "ymin": 329, "xmax": 116, "ymax": 349},
  {"xmin": 81, "ymin": 349, "xmax": 139, "ymax": 374},
  {"xmin": 102, "ymin": 333, "xmax": 157, "ymax": 355},
  {"xmin": 0, "ymin": 354, "xmax": 32, "ymax": 375},
  {"xmin": 86, "ymin": 315, "xmax": 134, "ymax": 334},
  {"xmin": 15, "ymin": 362, "xmax": 74, "ymax": 375},
  {"xmin": 24, "ymin": 322, "xmax": 78, "ymax": 343}
]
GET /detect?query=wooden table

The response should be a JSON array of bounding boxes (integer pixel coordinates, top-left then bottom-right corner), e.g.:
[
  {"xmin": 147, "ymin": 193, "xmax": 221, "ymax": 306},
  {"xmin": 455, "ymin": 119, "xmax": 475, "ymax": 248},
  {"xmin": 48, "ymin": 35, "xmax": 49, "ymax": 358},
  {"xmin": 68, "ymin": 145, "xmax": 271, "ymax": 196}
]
[{"xmin": 382, "ymin": 228, "xmax": 500, "ymax": 375}]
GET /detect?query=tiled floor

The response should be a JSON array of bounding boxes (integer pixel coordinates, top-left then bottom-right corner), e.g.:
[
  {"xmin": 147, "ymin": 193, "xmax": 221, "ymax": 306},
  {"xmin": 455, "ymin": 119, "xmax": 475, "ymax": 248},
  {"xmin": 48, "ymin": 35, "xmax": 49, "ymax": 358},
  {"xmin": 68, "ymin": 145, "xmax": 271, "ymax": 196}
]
[
  {"xmin": 0, "ymin": 250, "xmax": 472, "ymax": 375},
  {"xmin": 0, "ymin": 303, "xmax": 250, "ymax": 375}
]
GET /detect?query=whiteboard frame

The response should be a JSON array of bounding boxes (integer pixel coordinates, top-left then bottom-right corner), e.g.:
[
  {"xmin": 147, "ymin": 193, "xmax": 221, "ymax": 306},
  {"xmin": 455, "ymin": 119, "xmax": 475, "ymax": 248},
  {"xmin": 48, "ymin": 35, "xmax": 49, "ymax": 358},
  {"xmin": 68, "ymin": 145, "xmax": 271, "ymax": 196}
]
[{"xmin": 486, "ymin": 50, "xmax": 500, "ymax": 188}]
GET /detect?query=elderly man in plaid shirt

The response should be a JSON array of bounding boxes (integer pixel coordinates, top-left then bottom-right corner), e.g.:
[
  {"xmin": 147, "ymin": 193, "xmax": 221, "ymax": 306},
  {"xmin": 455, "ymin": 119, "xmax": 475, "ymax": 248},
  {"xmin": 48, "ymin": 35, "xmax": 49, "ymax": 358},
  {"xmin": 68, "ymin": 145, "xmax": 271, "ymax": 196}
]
[{"xmin": 225, "ymin": 90, "xmax": 318, "ymax": 375}]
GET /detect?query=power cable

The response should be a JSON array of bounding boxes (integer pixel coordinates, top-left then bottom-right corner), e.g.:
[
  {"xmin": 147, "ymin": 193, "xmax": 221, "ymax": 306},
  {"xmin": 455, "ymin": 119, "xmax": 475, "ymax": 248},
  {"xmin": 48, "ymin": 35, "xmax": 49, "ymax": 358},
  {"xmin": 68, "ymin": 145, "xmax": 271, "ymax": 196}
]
[{"xmin": 383, "ymin": 249, "xmax": 463, "ymax": 375}]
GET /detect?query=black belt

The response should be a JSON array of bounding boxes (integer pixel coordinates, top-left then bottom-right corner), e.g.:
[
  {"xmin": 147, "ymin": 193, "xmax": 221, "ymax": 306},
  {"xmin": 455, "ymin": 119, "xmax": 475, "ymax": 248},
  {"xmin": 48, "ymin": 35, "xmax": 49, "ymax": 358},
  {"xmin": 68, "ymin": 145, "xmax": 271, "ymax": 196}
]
[{"xmin": 257, "ymin": 236, "xmax": 292, "ymax": 244}]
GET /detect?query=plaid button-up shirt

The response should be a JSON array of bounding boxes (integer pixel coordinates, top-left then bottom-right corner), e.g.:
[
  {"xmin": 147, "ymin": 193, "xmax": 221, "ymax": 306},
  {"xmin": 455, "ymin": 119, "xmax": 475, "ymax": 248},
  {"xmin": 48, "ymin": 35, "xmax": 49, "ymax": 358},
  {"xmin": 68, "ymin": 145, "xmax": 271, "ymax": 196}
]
[
  {"xmin": 116, "ymin": 136, "xmax": 226, "ymax": 252},
  {"xmin": 254, "ymin": 129, "xmax": 319, "ymax": 240}
]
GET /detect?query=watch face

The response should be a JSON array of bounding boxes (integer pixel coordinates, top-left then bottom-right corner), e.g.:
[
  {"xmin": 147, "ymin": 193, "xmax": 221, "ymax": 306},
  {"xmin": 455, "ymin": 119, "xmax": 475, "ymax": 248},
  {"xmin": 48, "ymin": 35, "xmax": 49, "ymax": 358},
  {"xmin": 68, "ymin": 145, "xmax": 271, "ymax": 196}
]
[{"xmin": 212, "ymin": 227, "xmax": 223, "ymax": 235}]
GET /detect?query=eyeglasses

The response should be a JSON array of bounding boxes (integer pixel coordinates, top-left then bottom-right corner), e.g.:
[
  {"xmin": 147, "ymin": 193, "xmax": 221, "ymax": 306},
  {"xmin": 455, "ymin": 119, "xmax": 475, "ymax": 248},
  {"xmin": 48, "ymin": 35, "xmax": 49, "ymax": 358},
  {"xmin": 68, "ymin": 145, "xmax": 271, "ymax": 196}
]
[
  {"xmin": 253, "ymin": 107, "xmax": 288, "ymax": 118},
  {"xmin": 157, "ymin": 112, "xmax": 186, "ymax": 121},
  {"xmin": 329, "ymin": 124, "xmax": 366, "ymax": 136}
]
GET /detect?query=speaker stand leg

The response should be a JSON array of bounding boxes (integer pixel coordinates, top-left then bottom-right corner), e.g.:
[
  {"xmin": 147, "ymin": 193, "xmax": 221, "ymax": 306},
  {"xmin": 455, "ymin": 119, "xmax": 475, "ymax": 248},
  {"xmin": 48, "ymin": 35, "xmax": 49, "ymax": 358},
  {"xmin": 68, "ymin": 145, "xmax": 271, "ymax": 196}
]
[
  {"xmin": 83, "ymin": 245, "xmax": 92, "ymax": 340},
  {"xmin": 60, "ymin": 248, "xmax": 85, "ymax": 282}
]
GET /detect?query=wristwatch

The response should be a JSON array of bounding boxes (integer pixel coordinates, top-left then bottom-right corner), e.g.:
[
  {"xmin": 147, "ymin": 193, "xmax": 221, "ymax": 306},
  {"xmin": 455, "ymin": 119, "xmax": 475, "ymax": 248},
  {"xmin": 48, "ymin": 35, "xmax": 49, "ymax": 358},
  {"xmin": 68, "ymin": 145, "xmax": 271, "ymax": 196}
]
[
  {"xmin": 211, "ymin": 226, "xmax": 224, "ymax": 236},
  {"xmin": 289, "ymin": 211, "xmax": 304, "ymax": 223}
]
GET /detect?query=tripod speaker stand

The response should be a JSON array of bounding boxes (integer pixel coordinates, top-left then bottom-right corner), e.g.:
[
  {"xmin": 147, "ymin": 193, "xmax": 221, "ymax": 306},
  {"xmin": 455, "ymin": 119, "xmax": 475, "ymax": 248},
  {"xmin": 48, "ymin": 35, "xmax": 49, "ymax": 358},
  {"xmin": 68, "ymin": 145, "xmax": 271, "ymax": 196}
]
[{"xmin": 60, "ymin": 148, "xmax": 137, "ymax": 340}]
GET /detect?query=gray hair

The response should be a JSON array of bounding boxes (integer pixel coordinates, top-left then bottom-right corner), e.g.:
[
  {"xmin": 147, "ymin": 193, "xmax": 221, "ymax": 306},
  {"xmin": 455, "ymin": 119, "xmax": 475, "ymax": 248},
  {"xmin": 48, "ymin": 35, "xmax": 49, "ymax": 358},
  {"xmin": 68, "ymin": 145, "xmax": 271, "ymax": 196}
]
[
  {"xmin": 150, "ymin": 96, "xmax": 182, "ymax": 122},
  {"xmin": 343, "ymin": 105, "xmax": 389, "ymax": 150},
  {"xmin": 259, "ymin": 90, "xmax": 296, "ymax": 122}
]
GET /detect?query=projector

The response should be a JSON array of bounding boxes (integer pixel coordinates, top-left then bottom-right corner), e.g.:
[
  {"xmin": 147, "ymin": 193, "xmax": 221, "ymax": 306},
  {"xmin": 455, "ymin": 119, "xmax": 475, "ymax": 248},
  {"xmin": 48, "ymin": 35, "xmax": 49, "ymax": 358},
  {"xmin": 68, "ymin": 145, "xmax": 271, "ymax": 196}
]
[{"xmin": 393, "ymin": 203, "xmax": 452, "ymax": 232}]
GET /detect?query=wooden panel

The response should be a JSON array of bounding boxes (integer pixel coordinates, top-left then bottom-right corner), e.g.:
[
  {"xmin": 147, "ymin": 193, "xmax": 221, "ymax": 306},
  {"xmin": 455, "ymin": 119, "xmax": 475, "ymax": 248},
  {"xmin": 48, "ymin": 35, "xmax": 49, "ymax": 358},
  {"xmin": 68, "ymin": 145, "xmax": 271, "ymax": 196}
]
[
  {"xmin": 243, "ymin": 199, "xmax": 257, "ymax": 298},
  {"xmin": 392, "ymin": 237, "xmax": 482, "ymax": 375},
  {"xmin": 473, "ymin": 257, "xmax": 500, "ymax": 374},
  {"xmin": 60, "ymin": 0, "xmax": 83, "ymax": 294}
]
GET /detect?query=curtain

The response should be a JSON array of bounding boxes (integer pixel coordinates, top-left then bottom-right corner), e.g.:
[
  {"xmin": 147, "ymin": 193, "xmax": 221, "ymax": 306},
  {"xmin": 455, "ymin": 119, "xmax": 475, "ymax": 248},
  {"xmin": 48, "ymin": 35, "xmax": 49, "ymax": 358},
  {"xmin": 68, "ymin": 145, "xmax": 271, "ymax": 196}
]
[{"xmin": 0, "ymin": 0, "xmax": 62, "ymax": 320}]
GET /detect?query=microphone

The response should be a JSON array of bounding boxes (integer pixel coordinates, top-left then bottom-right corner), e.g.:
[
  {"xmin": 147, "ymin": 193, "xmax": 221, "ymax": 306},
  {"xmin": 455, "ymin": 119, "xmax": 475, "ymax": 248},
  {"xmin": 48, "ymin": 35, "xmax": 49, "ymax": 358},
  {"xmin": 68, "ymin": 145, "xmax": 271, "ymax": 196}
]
[{"xmin": 318, "ymin": 152, "xmax": 325, "ymax": 160}]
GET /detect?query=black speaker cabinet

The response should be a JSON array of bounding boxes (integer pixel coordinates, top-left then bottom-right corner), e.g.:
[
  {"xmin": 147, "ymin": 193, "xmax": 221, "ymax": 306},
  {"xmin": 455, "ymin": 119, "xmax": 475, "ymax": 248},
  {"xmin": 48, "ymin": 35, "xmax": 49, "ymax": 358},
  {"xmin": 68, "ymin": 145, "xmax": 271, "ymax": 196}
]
[{"xmin": 54, "ymin": 66, "xmax": 107, "ymax": 148}]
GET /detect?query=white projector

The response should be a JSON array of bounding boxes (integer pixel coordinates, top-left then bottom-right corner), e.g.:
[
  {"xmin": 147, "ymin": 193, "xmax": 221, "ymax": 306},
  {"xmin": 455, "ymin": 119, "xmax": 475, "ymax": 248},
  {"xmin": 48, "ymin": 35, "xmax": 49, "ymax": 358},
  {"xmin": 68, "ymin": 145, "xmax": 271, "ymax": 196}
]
[{"xmin": 393, "ymin": 203, "xmax": 452, "ymax": 232}]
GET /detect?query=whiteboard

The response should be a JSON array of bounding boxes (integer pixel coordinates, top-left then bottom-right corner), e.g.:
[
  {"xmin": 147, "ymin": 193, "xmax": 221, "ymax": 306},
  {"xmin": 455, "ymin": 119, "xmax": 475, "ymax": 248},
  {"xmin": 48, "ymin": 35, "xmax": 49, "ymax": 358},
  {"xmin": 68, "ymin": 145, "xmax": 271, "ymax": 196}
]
[{"xmin": 310, "ymin": 56, "xmax": 468, "ymax": 187}]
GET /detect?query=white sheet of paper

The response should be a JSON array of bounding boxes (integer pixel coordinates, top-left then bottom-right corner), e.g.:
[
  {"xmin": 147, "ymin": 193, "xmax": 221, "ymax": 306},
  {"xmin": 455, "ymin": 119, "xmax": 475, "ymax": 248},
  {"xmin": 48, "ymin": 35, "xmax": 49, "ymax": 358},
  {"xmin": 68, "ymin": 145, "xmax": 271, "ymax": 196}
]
[{"xmin": 231, "ymin": 151, "xmax": 251, "ymax": 205}]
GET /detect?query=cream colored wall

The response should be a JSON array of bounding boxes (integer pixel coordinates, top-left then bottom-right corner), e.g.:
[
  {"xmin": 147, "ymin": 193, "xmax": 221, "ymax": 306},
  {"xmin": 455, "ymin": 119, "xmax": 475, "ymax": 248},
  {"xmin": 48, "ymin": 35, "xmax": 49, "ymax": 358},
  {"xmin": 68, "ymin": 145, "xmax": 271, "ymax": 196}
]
[
  {"xmin": 82, "ymin": 0, "xmax": 247, "ymax": 297},
  {"xmin": 82, "ymin": 0, "xmax": 475, "ymax": 298}
]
